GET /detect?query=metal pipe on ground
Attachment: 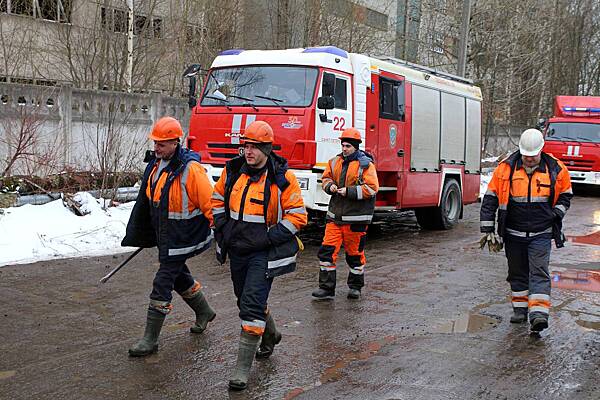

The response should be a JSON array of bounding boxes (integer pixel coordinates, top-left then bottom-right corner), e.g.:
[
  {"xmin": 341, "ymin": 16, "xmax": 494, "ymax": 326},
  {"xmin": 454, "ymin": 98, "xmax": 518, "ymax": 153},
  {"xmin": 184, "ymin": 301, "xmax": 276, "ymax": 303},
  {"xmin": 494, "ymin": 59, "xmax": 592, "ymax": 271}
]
[{"xmin": 13, "ymin": 187, "xmax": 140, "ymax": 207}]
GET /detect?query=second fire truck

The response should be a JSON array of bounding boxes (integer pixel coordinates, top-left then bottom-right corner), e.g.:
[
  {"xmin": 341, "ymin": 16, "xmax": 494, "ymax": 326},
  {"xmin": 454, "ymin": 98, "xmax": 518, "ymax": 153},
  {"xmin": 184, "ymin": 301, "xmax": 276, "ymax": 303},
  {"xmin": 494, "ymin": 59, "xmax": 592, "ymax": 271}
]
[{"xmin": 543, "ymin": 96, "xmax": 600, "ymax": 186}]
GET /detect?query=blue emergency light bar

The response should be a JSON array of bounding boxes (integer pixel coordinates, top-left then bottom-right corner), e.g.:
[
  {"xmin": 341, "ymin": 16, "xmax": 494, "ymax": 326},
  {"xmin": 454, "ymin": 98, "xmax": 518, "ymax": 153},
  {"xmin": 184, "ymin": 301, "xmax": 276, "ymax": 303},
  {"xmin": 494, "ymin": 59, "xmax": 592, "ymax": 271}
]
[
  {"xmin": 302, "ymin": 46, "xmax": 348, "ymax": 58},
  {"xmin": 219, "ymin": 49, "xmax": 245, "ymax": 56},
  {"xmin": 563, "ymin": 106, "xmax": 600, "ymax": 112}
]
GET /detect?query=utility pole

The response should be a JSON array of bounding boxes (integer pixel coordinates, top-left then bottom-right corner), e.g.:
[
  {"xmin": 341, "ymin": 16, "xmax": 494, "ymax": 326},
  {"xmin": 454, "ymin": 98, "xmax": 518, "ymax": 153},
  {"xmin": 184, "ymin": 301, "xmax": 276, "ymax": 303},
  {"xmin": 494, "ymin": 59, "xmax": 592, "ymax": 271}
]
[
  {"xmin": 456, "ymin": 0, "xmax": 472, "ymax": 77},
  {"xmin": 126, "ymin": 0, "xmax": 134, "ymax": 93}
]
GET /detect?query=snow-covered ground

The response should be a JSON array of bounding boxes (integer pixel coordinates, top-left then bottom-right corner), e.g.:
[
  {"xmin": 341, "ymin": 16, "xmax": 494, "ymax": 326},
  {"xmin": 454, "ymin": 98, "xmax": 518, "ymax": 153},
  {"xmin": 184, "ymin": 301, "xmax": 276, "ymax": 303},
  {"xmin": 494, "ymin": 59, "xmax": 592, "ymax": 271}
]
[
  {"xmin": 0, "ymin": 192, "xmax": 136, "ymax": 266},
  {"xmin": 480, "ymin": 170, "xmax": 493, "ymax": 199}
]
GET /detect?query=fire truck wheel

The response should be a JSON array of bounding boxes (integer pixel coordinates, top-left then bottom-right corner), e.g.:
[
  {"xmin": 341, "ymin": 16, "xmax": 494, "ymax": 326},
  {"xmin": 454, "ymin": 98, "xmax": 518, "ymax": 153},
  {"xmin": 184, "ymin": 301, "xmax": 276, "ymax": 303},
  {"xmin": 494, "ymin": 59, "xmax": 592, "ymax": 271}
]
[{"xmin": 415, "ymin": 179, "xmax": 462, "ymax": 230}]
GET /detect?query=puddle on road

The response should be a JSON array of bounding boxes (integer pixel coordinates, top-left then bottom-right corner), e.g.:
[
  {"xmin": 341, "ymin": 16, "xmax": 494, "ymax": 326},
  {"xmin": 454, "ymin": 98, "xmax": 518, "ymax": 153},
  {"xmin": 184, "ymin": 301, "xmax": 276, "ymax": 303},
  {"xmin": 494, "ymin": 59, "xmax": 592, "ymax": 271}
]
[
  {"xmin": 552, "ymin": 269, "xmax": 600, "ymax": 292},
  {"xmin": 433, "ymin": 313, "xmax": 498, "ymax": 334},
  {"xmin": 568, "ymin": 230, "xmax": 600, "ymax": 246},
  {"xmin": 0, "ymin": 370, "xmax": 16, "ymax": 380}
]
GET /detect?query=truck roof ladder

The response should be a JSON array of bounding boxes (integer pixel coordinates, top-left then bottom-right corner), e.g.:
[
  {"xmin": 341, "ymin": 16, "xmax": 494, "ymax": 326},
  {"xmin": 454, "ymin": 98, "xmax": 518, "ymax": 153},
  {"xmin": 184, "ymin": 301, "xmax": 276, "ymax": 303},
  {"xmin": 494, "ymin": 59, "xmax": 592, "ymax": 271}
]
[{"xmin": 373, "ymin": 55, "xmax": 474, "ymax": 85}]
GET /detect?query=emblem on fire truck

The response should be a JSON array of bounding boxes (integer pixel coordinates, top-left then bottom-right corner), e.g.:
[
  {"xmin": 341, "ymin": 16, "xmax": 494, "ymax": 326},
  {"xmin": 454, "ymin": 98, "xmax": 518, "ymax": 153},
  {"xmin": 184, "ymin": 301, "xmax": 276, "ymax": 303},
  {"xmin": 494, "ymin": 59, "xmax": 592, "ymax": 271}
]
[
  {"xmin": 282, "ymin": 116, "xmax": 303, "ymax": 129},
  {"xmin": 564, "ymin": 145, "xmax": 582, "ymax": 157},
  {"xmin": 389, "ymin": 124, "xmax": 397, "ymax": 148}
]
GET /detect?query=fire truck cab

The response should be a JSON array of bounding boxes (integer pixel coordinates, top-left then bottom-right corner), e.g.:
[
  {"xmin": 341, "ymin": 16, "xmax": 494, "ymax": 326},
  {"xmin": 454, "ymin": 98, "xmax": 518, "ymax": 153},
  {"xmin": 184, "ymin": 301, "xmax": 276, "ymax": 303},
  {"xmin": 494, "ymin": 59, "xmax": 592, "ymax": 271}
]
[
  {"xmin": 543, "ymin": 96, "xmax": 600, "ymax": 186},
  {"xmin": 185, "ymin": 46, "xmax": 483, "ymax": 229}
]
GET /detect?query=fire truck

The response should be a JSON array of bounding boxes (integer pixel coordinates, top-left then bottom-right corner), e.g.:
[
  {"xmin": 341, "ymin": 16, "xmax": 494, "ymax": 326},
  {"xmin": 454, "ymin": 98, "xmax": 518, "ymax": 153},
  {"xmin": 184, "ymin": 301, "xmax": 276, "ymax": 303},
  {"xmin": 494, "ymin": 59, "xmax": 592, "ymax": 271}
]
[
  {"xmin": 183, "ymin": 46, "xmax": 483, "ymax": 229},
  {"xmin": 543, "ymin": 96, "xmax": 600, "ymax": 186}
]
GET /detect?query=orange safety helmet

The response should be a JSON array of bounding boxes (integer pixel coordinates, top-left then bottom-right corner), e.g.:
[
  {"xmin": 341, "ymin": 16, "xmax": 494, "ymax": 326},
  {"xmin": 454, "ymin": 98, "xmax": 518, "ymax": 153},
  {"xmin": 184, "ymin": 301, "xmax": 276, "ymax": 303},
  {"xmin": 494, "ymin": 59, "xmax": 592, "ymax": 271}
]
[
  {"xmin": 148, "ymin": 117, "xmax": 183, "ymax": 141},
  {"xmin": 241, "ymin": 121, "xmax": 274, "ymax": 144},
  {"xmin": 339, "ymin": 127, "xmax": 362, "ymax": 143}
]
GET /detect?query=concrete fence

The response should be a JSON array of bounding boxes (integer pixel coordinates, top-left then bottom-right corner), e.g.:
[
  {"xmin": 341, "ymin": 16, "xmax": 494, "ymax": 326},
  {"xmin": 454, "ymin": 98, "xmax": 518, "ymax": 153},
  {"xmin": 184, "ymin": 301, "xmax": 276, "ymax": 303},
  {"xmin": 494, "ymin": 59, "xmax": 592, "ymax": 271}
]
[
  {"xmin": 0, "ymin": 83, "xmax": 190, "ymax": 177},
  {"xmin": 483, "ymin": 124, "xmax": 527, "ymax": 157}
]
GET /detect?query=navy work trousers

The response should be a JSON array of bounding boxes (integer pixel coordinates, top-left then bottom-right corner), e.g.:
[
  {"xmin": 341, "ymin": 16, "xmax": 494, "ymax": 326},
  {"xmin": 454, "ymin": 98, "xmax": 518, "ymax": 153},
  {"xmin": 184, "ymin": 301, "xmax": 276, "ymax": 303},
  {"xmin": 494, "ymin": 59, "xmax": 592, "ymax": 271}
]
[
  {"xmin": 150, "ymin": 260, "xmax": 195, "ymax": 303},
  {"xmin": 505, "ymin": 232, "xmax": 552, "ymax": 321},
  {"xmin": 229, "ymin": 250, "xmax": 273, "ymax": 329}
]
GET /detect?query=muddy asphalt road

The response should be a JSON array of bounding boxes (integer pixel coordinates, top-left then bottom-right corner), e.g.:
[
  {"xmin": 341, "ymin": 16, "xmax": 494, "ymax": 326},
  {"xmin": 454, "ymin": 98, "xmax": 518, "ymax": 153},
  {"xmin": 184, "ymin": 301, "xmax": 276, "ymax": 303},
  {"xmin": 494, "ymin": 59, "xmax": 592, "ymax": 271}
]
[{"xmin": 1, "ymin": 191, "xmax": 599, "ymax": 400}]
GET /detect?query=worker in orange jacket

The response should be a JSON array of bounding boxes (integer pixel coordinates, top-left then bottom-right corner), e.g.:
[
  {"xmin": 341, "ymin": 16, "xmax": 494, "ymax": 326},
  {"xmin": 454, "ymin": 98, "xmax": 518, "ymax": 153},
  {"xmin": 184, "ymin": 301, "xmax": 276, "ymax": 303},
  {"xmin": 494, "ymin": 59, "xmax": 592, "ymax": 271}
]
[
  {"xmin": 211, "ymin": 121, "xmax": 307, "ymax": 390},
  {"xmin": 312, "ymin": 127, "xmax": 379, "ymax": 301},
  {"xmin": 480, "ymin": 129, "xmax": 572, "ymax": 332},
  {"xmin": 122, "ymin": 117, "xmax": 215, "ymax": 356}
]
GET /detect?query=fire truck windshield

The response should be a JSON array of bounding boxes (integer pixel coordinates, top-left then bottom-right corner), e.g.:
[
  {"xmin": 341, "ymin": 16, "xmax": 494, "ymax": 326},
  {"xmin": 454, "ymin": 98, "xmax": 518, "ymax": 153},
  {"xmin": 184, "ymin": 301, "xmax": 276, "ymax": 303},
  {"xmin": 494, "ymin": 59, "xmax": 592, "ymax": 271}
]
[
  {"xmin": 546, "ymin": 122, "xmax": 600, "ymax": 143},
  {"xmin": 201, "ymin": 66, "xmax": 319, "ymax": 108}
]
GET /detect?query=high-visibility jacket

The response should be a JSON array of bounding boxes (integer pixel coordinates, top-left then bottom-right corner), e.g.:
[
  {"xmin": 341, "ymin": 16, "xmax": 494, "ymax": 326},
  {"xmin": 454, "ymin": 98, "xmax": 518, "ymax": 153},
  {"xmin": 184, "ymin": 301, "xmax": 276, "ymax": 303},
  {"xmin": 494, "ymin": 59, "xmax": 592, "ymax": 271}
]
[
  {"xmin": 480, "ymin": 151, "xmax": 572, "ymax": 245},
  {"xmin": 322, "ymin": 150, "xmax": 379, "ymax": 224},
  {"xmin": 122, "ymin": 146, "xmax": 213, "ymax": 262},
  {"xmin": 212, "ymin": 153, "xmax": 307, "ymax": 277}
]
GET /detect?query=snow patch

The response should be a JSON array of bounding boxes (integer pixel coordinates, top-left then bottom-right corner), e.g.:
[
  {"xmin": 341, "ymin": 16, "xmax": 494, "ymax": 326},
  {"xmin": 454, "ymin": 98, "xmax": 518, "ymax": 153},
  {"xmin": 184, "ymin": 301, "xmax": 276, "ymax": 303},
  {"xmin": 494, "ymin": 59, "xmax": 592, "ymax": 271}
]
[
  {"xmin": 0, "ymin": 193, "xmax": 136, "ymax": 266},
  {"xmin": 480, "ymin": 170, "xmax": 494, "ymax": 199}
]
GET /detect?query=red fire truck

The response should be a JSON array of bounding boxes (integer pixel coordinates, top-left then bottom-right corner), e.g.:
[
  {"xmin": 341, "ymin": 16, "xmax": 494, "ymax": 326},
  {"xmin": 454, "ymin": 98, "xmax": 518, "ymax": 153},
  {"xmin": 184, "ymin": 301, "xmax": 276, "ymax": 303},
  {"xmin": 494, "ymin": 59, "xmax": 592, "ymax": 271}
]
[
  {"xmin": 543, "ymin": 96, "xmax": 600, "ymax": 186},
  {"xmin": 183, "ymin": 46, "xmax": 483, "ymax": 229}
]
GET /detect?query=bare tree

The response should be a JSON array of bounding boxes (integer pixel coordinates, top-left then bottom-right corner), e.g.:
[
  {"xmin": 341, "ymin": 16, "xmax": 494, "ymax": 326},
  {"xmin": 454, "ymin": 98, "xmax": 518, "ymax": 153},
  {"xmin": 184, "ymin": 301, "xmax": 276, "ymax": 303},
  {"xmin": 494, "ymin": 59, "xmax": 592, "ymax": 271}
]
[
  {"xmin": 0, "ymin": 99, "xmax": 62, "ymax": 178},
  {"xmin": 79, "ymin": 96, "xmax": 149, "ymax": 206}
]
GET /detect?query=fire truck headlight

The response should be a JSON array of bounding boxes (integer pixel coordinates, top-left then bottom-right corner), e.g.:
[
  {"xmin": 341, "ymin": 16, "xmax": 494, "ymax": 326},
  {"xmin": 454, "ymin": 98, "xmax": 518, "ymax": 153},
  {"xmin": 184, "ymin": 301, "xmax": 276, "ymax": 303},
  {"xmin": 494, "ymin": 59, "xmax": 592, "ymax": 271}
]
[
  {"xmin": 595, "ymin": 172, "xmax": 600, "ymax": 184},
  {"xmin": 297, "ymin": 178, "xmax": 310, "ymax": 190}
]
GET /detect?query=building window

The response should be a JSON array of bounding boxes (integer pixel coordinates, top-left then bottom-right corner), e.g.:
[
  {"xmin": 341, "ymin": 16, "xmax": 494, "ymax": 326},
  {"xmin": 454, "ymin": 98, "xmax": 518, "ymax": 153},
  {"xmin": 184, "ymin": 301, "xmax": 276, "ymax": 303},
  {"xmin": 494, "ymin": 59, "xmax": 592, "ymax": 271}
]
[
  {"xmin": 113, "ymin": 9, "xmax": 127, "ymax": 33},
  {"xmin": 2, "ymin": 0, "xmax": 71, "ymax": 22},
  {"xmin": 153, "ymin": 18, "xmax": 162, "ymax": 38},
  {"xmin": 101, "ymin": 7, "xmax": 161, "ymax": 38},
  {"xmin": 134, "ymin": 15, "xmax": 147, "ymax": 36},
  {"xmin": 9, "ymin": 0, "xmax": 33, "ymax": 16}
]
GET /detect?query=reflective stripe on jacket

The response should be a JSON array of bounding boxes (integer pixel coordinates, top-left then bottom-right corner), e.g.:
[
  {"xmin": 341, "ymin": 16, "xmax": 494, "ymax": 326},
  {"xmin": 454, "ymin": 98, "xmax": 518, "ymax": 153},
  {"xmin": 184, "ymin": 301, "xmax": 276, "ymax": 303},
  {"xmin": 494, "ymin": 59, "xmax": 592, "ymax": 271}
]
[
  {"xmin": 322, "ymin": 150, "xmax": 379, "ymax": 224},
  {"xmin": 122, "ymin": 146, "xmax": 213, "ymax": 262},
  {"xmin": 212, "ymin": 154, "xmax": 307, "ymax": 277},
  {"xmin": 480, "ymin": 151, "xmax": 572, "ymax": 245}
]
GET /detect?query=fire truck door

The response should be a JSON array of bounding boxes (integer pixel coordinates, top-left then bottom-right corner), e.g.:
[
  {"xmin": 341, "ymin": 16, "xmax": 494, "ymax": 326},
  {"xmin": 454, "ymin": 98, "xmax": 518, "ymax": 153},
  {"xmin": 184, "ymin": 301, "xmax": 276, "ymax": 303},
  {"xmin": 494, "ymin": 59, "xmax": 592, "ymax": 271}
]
[
  {"xmin": 315, "ymin": 72, "xmax": 353, "ymax": 167},
  {"xmin": 377, "ymin": 77, "xmax": 406, "ymax": 194}
]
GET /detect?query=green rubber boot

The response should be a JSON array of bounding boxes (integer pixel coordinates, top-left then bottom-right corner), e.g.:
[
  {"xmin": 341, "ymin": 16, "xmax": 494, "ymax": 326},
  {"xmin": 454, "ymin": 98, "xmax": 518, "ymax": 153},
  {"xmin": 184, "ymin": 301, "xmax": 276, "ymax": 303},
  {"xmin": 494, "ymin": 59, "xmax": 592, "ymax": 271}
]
[
  {"xmin": 228, "ymin": 331, "xmax": 260, "ymax": 391},
  {"xmin": 256, "ymin": 313, "xmax": 282, "ymax": 359},
  {"xmin": 510, "ymin": 308, "xmax": 528, "ymax": 323},
  {"xmin": 128, "ymin": 309, "xmax": 166, "ymax": 357},
  {"xmin": 183, "ymin": 291, "xmax": 216, "ymax": 334}
]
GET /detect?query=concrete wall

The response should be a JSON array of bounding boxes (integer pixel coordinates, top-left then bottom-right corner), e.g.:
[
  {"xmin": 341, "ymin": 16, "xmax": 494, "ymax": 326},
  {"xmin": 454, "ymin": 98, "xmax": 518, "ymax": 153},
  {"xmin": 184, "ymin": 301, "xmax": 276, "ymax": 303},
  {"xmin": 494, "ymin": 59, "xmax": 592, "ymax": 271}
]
[{"xmin": 0, "ymin": 82, "xmax": 189, "ymax": 176}]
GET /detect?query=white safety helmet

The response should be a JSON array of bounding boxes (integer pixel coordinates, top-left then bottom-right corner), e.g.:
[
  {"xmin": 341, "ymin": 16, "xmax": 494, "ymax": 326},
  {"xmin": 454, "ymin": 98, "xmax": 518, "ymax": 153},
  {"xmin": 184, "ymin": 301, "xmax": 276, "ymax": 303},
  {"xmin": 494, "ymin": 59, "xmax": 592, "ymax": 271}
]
[{"xmin": 519, "ymin": 128, "xmax": 544, "ymax": 156}]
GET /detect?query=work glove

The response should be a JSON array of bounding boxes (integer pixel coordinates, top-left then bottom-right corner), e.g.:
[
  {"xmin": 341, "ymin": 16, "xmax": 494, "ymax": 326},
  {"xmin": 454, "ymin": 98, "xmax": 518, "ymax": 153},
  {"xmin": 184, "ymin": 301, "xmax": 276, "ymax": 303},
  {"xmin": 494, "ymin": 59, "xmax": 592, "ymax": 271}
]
[{"xmin": 479, "ymin": 232, "xmax": 503, "ymax": 253}]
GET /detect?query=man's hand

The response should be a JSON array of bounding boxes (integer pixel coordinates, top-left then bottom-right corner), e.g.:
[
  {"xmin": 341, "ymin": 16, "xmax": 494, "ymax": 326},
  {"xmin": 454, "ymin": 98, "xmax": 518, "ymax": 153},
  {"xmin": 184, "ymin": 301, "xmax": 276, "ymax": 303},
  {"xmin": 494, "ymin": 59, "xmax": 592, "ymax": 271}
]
[
  {"xmin": 336, "ymin": 187, "xmax": 347, "ymax": 197},
  {"xmin": 479, "ymin": 232, "xmax": 503, "ymax": 253},
  {"xmin": 329, "ymin": 184, "xmax": 338, "ymax": 194}
]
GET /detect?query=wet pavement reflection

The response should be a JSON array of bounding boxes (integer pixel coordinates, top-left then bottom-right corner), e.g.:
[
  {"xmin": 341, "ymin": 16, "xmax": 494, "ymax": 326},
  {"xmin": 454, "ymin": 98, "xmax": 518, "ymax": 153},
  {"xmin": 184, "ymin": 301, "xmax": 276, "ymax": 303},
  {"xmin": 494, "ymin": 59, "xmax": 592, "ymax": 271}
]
[
  {"xmin": 568, "ymin": 230, "xmax": 600, "ymax": 246},
  {"xmin": 552, "ymin": 268, "xmax": 600, "ymax": 292},
  {"xmin": 433, "ymin": 313, "xmax": 499, "ymax": 334}
]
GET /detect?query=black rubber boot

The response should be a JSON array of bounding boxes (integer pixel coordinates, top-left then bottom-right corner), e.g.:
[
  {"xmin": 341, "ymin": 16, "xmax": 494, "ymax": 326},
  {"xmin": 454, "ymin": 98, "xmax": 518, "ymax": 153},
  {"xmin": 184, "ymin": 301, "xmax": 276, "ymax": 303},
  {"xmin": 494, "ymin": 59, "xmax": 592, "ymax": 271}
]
[
  {"xmin": 128, "ymin": 309, "xmax": 166, "ymax": 357},
  {"xmin": 312, "ymin": 270, "xmax": 336, "ymax": 300},
  {"xmin": 256, "ymin": 313, "xmax": 282, "ymax": 359},
  {"xmin": 531, "ymin": 316, "xmax": 549, "ymax": 332},
  {"xmin": 228, "ymin": 331, "xmax": 261, "ymax": 391},
  {"xmin": 510, "ymin": 308, "xmax": 528, "ymax": 323},
  {"xmin": 182, "ymin": 291, "xmax": 216, "ymax": 334},
  {"xmin": 347, "ymin": 288, "xmax": 361, "ymax": 299}
]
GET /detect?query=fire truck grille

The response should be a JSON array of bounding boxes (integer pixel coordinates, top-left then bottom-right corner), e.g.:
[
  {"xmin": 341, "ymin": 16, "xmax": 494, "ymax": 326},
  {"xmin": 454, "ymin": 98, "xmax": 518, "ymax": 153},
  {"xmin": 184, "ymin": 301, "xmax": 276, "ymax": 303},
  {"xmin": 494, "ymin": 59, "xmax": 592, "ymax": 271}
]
[
  {"xmin": 209, "ymin": 152, "xmax": 239, "ymax": 159},
  {"xmin": 207, "ymin": 143, "xmax": 242, "ymax": 160},
  {"xmin": 560, "ymin": 158, "xmax": 595, "ymax": 171},
  {"xmin": 206, "ymin": 142, "xmax": 282, "ymax": 161}
]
